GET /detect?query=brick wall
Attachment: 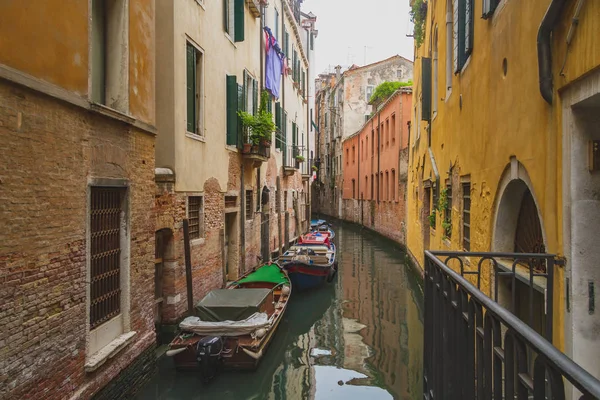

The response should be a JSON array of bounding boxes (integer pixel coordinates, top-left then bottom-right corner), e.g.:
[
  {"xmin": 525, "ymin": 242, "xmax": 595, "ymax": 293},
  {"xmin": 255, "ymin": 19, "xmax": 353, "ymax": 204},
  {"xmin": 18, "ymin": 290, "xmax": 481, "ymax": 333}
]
[{"xmin": 0, "ymin": 81, "xmax": 156, "ymax": 399}]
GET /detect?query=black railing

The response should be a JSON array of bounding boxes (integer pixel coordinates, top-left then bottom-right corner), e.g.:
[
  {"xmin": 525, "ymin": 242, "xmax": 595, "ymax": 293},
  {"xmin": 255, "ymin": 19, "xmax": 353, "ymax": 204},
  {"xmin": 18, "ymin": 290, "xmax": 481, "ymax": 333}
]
[{"xmin": 424, "ymin": 251, "xmax": 600, "ymax": 400}]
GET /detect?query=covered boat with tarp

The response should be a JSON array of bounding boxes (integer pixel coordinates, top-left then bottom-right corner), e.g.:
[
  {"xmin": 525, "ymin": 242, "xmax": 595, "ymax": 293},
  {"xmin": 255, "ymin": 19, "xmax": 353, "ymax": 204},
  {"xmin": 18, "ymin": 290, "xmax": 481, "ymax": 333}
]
[
  {"xmin": 166, "ymin": 263, "xmax": 291, "ymax": 381},
  {"xmin": 310, "ymin": 219, "xmax": 335, "ymax": 239},
  {"xmin": 278, "ymin": 232, "xmax": 337, "ymax": 291}
]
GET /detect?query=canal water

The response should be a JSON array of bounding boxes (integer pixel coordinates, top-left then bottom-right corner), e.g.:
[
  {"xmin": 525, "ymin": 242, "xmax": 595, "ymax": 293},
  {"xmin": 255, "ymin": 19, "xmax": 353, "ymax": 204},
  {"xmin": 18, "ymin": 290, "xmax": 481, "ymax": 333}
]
[{"xmin": 137, "ymin": 222, "xmax": 424, "ymax": 400}]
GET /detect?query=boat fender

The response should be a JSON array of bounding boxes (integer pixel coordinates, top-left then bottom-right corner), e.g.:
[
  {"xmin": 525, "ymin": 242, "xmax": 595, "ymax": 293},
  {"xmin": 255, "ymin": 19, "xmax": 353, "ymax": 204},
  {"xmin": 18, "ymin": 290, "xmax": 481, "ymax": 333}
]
[
  {"xmin": 327, "ymin": 268, "xmax": 335, "ymax": 283},
  {"xmin": 242, "ymin": 347, "xmax": 263, "ymax": 360},
  {"xmin": 255, "ymin": 328, "xmax": 267, "ymax": 338},
  {"xmin": 165, "ymin": 347, "xmax": 187, "ymax": 357},
  {"xmin": 282, "ymin": 285, "xmax": 291, "ymax": 295}
]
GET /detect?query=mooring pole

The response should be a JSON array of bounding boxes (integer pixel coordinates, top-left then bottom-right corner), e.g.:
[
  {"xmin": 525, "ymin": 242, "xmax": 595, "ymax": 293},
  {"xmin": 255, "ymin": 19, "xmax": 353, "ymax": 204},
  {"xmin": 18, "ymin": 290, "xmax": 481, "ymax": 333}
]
[{"xmin": 183, "ymin": 219, "xmax": 194, "ymax": 315}]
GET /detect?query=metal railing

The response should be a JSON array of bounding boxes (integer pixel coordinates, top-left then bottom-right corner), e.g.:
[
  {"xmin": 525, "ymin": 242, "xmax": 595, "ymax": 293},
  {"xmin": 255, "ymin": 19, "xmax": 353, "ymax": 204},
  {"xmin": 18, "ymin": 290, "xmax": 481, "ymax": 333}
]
[
  {"xmin": 283, "ymin": 145, "xmax": 304, "ymax": 169},
  {"xmin": 424, "ymin": 251, "xmax": 600, "ymax": 400}
]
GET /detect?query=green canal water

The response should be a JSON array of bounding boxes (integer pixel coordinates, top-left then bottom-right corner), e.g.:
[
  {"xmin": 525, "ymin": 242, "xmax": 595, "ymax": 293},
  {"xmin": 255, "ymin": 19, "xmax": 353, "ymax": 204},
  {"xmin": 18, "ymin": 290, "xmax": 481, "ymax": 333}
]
[{"xmin": 137, "ymin": 222, "xmax": 424, "ymax": 400}]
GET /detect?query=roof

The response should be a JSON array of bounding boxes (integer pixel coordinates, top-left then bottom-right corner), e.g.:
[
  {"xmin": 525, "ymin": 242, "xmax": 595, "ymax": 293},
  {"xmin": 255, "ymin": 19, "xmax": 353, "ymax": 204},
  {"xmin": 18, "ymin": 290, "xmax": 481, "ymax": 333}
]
[{"xmin": 343, "ymin": 55, "xmax": 414, "ymax": 76}]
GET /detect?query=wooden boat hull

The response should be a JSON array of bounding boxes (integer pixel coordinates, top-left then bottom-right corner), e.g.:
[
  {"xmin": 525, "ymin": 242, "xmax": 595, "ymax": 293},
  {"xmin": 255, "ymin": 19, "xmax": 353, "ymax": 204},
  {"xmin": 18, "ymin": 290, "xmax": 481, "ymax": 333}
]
[
  {"xmin": 166, "ymin": 265, "xmax": 290, "ymax": 375},
  {"xmin": 283, "ymin": 262, "xmax": 333, "ymax": 291}
]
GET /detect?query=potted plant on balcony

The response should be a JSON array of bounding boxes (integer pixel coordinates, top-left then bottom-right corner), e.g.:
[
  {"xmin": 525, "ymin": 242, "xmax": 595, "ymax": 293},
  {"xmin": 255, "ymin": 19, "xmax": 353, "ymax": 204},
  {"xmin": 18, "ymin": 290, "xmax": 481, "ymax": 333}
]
[
  {"xmin": 238, "ymin": 91, "xmax": 275, "ymax": 157},
  {"xmin": 295, "ymin": 155, "xmax": 305, "ymax": 163},
  {"xmin": 312, "ymin": 165, "xmax": 318, "ymax": 172}
]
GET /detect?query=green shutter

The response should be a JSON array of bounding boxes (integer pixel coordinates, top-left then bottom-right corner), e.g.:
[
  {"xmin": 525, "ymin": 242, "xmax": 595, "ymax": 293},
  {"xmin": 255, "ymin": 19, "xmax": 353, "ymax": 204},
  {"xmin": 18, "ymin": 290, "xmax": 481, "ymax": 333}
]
[
  {"xmin": 465, "ymin": 0, "xmax": 474, "ymax": 56},
  {"xmin": 226, "ymin": 75, "xmax": 238, "ymax": 146},
  {"xmin": 283, "ymin": 111, "xmax": 288, "ymax": 147},
  {"xmin": 275, "ymin": 102, "xmax": 282, "ymax": 149},
  {"xmin": 302, "ymin": 70, "xmax": 306, "ymax": 97},
  {"xmin": 457, "ymin": 0, "xmax": 466, "ymax": 70},
  {"xmin": 421, "ymin": 57, "xmax": 432, "ymax": 122},
  {"xmin": 284, "ymin": 31, "xmax": 289, "ymax": 55},
  {"xmin": 186, "ymin": 43, "xmax": 196, "ymax": 133},
  {"xmin": 237, "ymin": 83, "xmax": 244, "ymax": 148},
  {"xmin": 253, "ymin": 79, "xmax": 258, "ymax": 115},
  {"xmin": 223, "ymin": 0, "xmax": 229, "ymax": 33},
  {"xmin": 234, "ymin": 0, "xmax": 245, "ymax": 42}
]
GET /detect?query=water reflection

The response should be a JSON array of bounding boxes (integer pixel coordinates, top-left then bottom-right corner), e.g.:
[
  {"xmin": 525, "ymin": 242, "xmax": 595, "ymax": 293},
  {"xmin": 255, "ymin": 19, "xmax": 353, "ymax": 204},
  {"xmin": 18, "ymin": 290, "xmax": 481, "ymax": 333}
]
[{"xmin": 137, "ymin": 223, "xmax": 423, "ymax": 400}]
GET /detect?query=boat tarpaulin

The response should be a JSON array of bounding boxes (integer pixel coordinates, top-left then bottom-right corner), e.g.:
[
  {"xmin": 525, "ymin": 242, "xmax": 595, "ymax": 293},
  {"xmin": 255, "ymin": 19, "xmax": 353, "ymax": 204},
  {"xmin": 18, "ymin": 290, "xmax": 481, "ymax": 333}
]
[
  {"xmin": 195, "ymin": 288, "xmax": 271, "ymax": 322},
  {"xmin": 236, "ymin": 263, "xmax": 288, "ymax": 285},
  {"xmin": 179, "ymin": 312, "xmax": 270, "ymax": 336}
]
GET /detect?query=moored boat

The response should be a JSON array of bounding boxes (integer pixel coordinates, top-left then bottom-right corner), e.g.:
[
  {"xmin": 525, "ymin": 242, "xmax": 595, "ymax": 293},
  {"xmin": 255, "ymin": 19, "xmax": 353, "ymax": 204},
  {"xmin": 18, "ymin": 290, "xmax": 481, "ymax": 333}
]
[
  {"xmin": 278, "ymin": 232, "xmax": 337, "ymax": 291},
  {"xmin": 166, "ymin": 263, "xmax": 291, "ymax": 382}
]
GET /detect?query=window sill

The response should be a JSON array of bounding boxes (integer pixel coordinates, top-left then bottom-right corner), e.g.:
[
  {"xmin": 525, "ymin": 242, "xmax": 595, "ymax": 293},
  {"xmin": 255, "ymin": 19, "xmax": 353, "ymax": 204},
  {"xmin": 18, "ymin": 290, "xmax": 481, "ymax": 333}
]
[
  {"xmin": 225, "ymin": 145, "xmax": 239, "ymax": 153},
  {"xmin": 195, "ymin": 0, "xmax": 206, "ymax": 10},
  {"xmin": 191, "ymin": 237, "xmax": 205, "ymax": 247},
  {"xmin": 460, "ymin": 55, "xmax": 472, "ymax": 75},
  {"xmin": 91, "ymin": 102, "xmax": 135, "ymax": 124},
  {"xmin": 186, "ymin": 132, "xmax": 206, "ymax": 142},
  {"xmin": 85, "ymin": 331, "xmax": 136, "ymax": 373},
  {"xmin": 224, "ymin": 33, "xmax": 237, "ymax": 48}
]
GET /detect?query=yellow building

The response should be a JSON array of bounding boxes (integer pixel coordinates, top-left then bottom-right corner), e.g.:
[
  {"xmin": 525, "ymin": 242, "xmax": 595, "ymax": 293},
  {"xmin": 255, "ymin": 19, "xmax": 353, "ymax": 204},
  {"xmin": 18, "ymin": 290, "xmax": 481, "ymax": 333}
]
[{"xmin": 407, "ymin": 0, "xmax": 600, "ymax": 385}]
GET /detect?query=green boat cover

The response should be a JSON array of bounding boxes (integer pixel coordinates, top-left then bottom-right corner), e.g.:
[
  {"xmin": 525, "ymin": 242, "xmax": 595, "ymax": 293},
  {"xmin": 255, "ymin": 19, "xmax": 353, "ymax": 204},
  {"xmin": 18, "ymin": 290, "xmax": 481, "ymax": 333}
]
[
  {"xmin": 195, "ymin": 288, "xmax": 271, "ymax": 322},
  {"xmin": 236, "ymin": 263, "xmax": 289, "ymax": 285}
]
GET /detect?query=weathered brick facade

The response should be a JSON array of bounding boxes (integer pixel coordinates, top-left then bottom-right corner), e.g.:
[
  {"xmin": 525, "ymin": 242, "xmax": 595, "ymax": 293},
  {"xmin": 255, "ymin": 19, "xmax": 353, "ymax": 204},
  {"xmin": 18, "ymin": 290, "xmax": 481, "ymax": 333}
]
[{"xmin": 0, "ymin": 80, "xmax": 156, "ymax": 399}]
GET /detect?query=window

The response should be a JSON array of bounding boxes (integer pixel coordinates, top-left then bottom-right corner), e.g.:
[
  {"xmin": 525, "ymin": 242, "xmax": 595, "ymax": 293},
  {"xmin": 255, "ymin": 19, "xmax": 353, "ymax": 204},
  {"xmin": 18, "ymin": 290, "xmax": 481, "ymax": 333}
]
[
  {"xmin": 453, "ymin": 0, "xmax": 474, "ymax": 72},
  {"xmin": 366, "ymin": 85, "xmax": 375, "ymax": 102},
  {"xmin": 352, "ymin": 179, "xmax": 356, "ymax": 199},
  {"xmin": 224, "ymin": 0, "xmax": 244, "ymax": 42},
  {"xmin": 446, "ymin": 0, "xmax": 453, "ymax": 92},
  {"xmin": 352, "ymin": 146, "xmax": 356, "ymax": 164},
  {"xmin": 380, "ymin": 172, "xmax": 383, "ymax": 199},
  {"xmin": 391, "ymin": 115, "xmax": 396, "ymax": 145},
  {"xmin": 391, "ymin": 170, "xmax": 396, "ymax": 201},
  {"xmin": 90, "ymin": 187, "xmax": 126, "ymax": 330},
  {"xmin": 187, "ymin": 42, "xmax": 203, "ymax": 135},
  {"xmin": 346, "ymin": 148, "xmax": 349, "ymax": 165},
  {"xmin": 244, "ymin": 70, "xmax": 258, "ymax": 116},
  {"xmin": 445, "ymin": 184, "xmax": 452, "ymax": 238},
  {"xmin": 275, "ymin": 190, "xmax": 280, "ymax": 213},
  {"xmin": 188, "ymin": 196, "xmax": 204, "ymax": 239},
  {"xmin": 371, "ymin": 130, "xmax": 374, "ymax": 155},
  {"xmin": 385, "ymin": 171, "xmax": 389, "ymax": 201},
  {"xmin": 245, "ymin": 190, "xmax": 253, "ymax": 220},
  {"xmin": 284, "ymin": 190, "xmax": 288, "ymax": 210},
  {"xmin": 284, "ymin": 30, "xmax": 290, "ymax": 55},
  {"xmin": 371, "ymin": 174, "xmax": 374, "ymax": 199},
  {"xmin": 381, "ymin": 124, "xmax": 384, "ymax": 150},
  {"xmin": 396, "ymin": 69, "xmax": 403, "ymax": 79},
  {"xmin": 462, "ymin": 182, "xmax": 471, "ymax": 250},
  {"xmin": 386, "ymin": 119, "xmax": 390, "ymax": 147},
  {"xmin": 91, "ymin": 0, "xmax": 129, "ymax": 112},
  {"xmin": 482, "ymin": 0, "xmax": 499, "ymax": 18},
  {"xmin": 433, "ymin": 28, "xmax": 438, "ymax": 115}
]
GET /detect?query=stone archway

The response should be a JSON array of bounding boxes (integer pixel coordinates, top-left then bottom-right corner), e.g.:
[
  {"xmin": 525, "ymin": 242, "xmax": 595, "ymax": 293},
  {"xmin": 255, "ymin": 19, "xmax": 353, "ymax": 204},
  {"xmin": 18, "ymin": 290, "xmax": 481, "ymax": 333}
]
[
  {"xmin": 492, "ymin": 157, "xmax": 546, "ymax": 254},
  {"xmin": 491, "ymin": 157, "xmax": 547, "ymax": 343}
]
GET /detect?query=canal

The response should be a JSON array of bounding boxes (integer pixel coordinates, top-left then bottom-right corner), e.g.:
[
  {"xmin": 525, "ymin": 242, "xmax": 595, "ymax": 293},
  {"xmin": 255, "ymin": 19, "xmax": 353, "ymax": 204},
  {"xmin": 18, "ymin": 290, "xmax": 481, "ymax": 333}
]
[{"xmin": 137, "ymin": 222, "xmax": 424, "ymax": 400}]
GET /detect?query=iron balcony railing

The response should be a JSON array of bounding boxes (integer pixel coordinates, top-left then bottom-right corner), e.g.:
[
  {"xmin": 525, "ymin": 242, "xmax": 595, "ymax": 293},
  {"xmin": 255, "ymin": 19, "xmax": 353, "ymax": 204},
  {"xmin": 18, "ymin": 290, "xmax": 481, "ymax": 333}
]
[{"xmin": 423, "ymin": 251, "xmax": 600, "ymax": 400}]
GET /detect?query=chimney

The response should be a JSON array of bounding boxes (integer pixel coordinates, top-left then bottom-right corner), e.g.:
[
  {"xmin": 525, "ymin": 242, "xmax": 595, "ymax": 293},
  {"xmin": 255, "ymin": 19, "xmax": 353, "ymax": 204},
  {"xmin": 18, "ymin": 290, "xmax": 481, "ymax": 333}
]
[{"xmin": 335, "ymin": 65, "xmax": 342, "ymax": 81}]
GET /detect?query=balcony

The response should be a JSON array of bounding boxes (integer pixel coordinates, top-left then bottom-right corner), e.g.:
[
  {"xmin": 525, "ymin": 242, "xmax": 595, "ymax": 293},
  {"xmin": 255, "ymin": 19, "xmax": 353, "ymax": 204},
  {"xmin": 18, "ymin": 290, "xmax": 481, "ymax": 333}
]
[
  {"xmin": 423, "ymin": 251, "xmax": 600, "ymax": 399},
  {"xmin": 283, "ymin": 145, "xmax": 303, "ymax": 176},
  {"xmin": 241, "ymin": 140, "xmax": 270, "ymax": 168}
]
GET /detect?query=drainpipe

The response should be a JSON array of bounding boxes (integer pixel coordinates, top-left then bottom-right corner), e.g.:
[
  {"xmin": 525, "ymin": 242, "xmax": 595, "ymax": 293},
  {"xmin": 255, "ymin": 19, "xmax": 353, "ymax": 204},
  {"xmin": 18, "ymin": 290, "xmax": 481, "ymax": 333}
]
[{"xmin": 537, "ymin": 0, "xmax": 568, "ymax": 105}]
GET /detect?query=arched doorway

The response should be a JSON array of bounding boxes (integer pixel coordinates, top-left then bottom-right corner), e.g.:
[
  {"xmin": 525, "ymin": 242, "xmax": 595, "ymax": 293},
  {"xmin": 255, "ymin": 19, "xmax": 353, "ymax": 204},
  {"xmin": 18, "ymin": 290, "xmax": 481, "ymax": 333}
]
[{"xmin": 492, "ymin": 160, "xmax": 546, "ymax": 338}]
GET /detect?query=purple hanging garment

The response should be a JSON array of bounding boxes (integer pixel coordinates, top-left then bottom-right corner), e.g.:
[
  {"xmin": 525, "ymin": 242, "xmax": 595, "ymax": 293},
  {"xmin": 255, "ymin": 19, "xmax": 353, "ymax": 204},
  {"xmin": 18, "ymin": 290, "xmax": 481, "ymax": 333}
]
[{"xmin": 266, "ymin": 46, "xmax": 283, "ymax": 99}]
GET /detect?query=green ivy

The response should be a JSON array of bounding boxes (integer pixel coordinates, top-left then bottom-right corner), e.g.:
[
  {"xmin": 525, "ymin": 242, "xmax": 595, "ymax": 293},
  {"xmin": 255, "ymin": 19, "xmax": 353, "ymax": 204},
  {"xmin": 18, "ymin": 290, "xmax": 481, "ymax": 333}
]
[
  {"xmin": 369, "ymin": 81, "xmax": 413, "ymax": 105},
  {"xmin": 410, "ymin": 0, "xmax": 428, "ymax": 48}
]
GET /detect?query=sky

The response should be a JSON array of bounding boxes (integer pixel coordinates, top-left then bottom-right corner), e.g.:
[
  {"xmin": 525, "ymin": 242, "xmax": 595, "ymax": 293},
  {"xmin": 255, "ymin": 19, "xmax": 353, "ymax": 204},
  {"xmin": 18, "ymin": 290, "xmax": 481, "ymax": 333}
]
[{"xmin": 302, "ymin": 0, "xmax": 415, "ymax": 75}]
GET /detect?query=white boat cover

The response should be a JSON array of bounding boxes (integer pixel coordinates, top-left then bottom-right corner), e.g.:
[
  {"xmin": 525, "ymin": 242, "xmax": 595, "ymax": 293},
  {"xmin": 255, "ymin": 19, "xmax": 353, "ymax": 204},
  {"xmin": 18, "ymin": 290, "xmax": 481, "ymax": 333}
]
[{"xmin": 179, "ymin": 312, "xmax": 270, "ymax": 336}]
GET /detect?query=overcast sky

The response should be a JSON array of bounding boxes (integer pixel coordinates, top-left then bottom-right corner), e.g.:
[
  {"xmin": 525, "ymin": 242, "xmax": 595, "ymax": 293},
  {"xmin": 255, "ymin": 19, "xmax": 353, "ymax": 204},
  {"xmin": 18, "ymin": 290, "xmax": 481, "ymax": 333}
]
[{"xmin": 302, "ymin": 0, "xmax": 415, "ymax": 75}]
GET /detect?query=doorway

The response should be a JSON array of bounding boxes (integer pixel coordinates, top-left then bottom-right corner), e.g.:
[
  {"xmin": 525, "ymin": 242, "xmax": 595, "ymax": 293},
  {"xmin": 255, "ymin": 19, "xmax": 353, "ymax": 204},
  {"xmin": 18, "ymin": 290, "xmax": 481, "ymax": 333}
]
[
  {"xmin": 224, "ymin": 212, "xmax": 239, "ymax": 282},
  {"xmin": 154, "ymin": 228, "xmax": 173, "ymax": 344}
]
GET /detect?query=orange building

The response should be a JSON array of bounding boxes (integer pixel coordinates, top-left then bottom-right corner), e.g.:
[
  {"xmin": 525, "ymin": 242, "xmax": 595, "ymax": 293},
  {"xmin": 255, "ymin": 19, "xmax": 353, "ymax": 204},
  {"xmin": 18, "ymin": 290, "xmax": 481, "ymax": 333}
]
[{"xmin": 341, "ymin": 89, "xmax": 412, "ymax": 243}]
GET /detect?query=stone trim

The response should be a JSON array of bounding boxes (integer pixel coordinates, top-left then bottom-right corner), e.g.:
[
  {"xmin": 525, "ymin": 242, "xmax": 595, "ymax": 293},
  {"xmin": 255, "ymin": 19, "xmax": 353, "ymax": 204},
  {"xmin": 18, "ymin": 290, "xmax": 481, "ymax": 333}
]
[
  {"xmin": 0, "ymin": 63, "xmax": 157, "ymax": 136},
  {"xmin": 85, "ymin": 331, "xmax": 137, "ymax": 373}
]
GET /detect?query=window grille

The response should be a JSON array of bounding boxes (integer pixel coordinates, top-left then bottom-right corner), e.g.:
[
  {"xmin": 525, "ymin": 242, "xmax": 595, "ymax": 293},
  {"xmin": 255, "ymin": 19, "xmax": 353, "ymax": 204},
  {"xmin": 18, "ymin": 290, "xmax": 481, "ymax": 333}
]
[
  {"xmin": 90, "ymin": 187, "xmax": 125, "ymax": 330},
  {"xmin": 188, "ymin": 196, "xmax": 203, "ymax": 240},
  {"xmin": 245, "ymin": 190, "xmax": 253, "ymax": 220},
  {"xmin": 462, "ymin": 182, "xmax": 471, "ymax": 250}
]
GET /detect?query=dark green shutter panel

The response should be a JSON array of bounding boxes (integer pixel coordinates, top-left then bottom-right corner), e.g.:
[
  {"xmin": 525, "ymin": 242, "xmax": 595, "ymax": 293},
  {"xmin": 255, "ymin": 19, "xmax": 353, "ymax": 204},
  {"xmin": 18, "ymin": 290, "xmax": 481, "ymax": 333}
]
[
  {"xmin": 226, "ymin": 75, "xmax": 238, "ymax": 146},
  {"xmin": 310, "ymin": 34, "xmax": 314, "ymax": 51},
  {"xmin": 234, "ymin": 0, "xmax": 244, "ymax": 42},
  {"xmin": 457, "ymin": 0, "xmax": 466, "ymax": 70},
  {"xmin": 237, "ymin": 83, "xmax": 244, "ymax": 148},
  {"xmin": 302, "ymin": 70, "xmax": 306, "ymax": 96},
  {"xmin": 285, "ymin": 31, "xmax": 289, "ymax": 55},
  {"xmin": 242, "ymin": 70, "xmax": 247, "ymax": 112},
  {"xmin": 186, "ymin": 44, "xmax": 196, "ymax": 133},
  {"xmin": 283, "ymin": 111, "xmax": 287, "ymax": 147},
  {"xmin": 275, "ymin": 102, "xmax": 281, "ymax": 149},
  {"xmin": 465, "ymin": 0, "xmax": 474, "ymax": 56},
  {"xmin": 223, "ymin": 0, "xmax": 228, "ymax": 33},
  {"xmin": 421, "ymin": 57, "xmax": 432, "ymax": 122},
  {"xmin": 253, "ymin": 79, "xmax": 258, "ymax": 115}
]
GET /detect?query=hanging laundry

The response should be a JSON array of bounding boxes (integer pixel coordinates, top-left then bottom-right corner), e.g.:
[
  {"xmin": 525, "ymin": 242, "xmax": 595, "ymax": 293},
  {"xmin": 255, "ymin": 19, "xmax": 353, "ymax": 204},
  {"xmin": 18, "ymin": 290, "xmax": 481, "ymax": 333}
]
[{"xmin": 264, "ymin": 27, "xmax": 285, "ymax": 99}]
